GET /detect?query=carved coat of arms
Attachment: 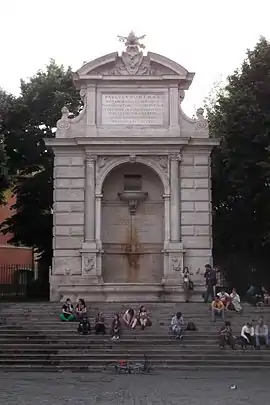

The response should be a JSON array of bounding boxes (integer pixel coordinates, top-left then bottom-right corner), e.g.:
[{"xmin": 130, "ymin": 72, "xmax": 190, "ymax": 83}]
[{"xmin": 117, "ymin": 31, "xmax": 149, "ymax": 75}]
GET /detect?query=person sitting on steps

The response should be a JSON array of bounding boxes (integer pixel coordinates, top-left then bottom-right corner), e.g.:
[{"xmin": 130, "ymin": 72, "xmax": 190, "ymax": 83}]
[
  {"xmin": 219, "ymin": 321, "xmax": 236, "ymax": 350},
  {"xmin": 111, "ymin": 313, "xmax": 121, "ymax": 340},
  {"xmin": 95, "ymin": 311, "xmax": 106, "ymax": 334},
  {"xmin": 217, "ymin": 290, "xmax": 231, "ymax": 309},
  {"xmin": 255, "ymin": 317, "xmax": 269, "ymax": 349},
  {"xmin": 240, "ymin": 321, "xmax": 255, "ymax": 349},
  {"xmin": 77, "ymin": 316, "xmax": 91, "ymax": 335},
  {"xmin": 122, "ymin": 308, "xmax": 136, "ymax": 329},
  {"xmin": 230, "ymin": 288, "xmax": 242, "ymax": 312},
  {"xmin": 133, "ymin": 305, "xmax": 151, "ymax": 330},
  {"xmin": 170, "ymin": 312, "xmax": 184, "ymax": 340},
  {"xmin": 76, "ymin": 298, "xmax": 87, "ymax": 321},
  {"xmin": 60, "ymin": 298, "xmax": 75, "ymax": 322},
  {"xmin": 211, "ymin": 296, "xmax": 225, "ymax": 322}
]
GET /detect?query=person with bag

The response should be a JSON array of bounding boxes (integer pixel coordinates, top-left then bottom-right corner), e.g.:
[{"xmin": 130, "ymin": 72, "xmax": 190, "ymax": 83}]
[{"xmin": 77, "ymin": 316, "xmax": 91, "ymax": 335}]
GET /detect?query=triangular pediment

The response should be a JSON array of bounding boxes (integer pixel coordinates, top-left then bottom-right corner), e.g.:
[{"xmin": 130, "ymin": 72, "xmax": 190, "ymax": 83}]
[{"xmin": 75, "ymin": 51, "xmax": 194, "ymax": 82}]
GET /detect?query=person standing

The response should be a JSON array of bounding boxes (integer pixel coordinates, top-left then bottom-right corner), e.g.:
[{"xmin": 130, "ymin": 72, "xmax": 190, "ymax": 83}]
[
  {"xmin": 182, "ymin": 267, "xmax": 193, "ymax": 303},
  {"xmin": 204, "ymin": 264, "xmax": 217, "ymax": 303}
]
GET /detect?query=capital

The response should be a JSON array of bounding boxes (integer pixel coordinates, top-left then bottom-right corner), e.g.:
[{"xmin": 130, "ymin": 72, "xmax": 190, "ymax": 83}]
[
  {"xmin": 169, "ymin": 152, "xmax": 181, "ymax": 162},
  {"xmin": 85, "ymin": 152, "xmax": 97, "ymax": 164}
]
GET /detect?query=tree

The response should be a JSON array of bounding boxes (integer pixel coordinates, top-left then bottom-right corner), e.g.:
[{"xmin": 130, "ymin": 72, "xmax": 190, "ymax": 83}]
[
  {"xmin": 207, "ymin": 37, "xmax": 270, "ymax": 289},
  {"xmin": 0, "ymin": 60, "xmax": 81, "ymax": 268},
  {"xmin": 0, "ymin": 89, "xmax": 14, "ymax": 204}
]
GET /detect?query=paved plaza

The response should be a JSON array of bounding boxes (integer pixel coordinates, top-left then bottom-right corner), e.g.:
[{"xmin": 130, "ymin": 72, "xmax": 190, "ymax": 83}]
[{"xmin": 0, "ymin": 370, "xmax": 269, "ymax": 405}]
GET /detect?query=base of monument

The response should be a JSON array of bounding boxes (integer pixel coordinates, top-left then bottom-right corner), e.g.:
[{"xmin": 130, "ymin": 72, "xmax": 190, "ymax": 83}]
[{"xmin": 54, "ymin": 282, "xmax": 205, "ymax": 303}]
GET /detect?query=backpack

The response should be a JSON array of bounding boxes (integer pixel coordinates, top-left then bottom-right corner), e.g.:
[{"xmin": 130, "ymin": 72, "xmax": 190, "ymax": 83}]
[
  {"xmin": 186, "ymin": 321, "xmax": 197, "ymax": 331},
  {"xmin": 78, "ymin": 319, "xmax": 91, "ymax": 335}
]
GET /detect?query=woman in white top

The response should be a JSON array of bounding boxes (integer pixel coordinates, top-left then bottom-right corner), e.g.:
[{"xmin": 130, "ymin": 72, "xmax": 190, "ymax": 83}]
[
  {"xmin": 230, "ymin": 288, "xmax": 242, "ymax": 312},
  {"xmin": 241, "ymin": 322, "xmax": 255, "ymax": 348}
]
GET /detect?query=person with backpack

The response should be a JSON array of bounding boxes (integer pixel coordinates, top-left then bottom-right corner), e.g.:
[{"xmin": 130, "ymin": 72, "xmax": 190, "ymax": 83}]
[
  {"xmin": 77, "ymin": 316, "xmax": 91, "ymax": 335},
  {"xmin": 203, "ymin": 264, "xmax": 217, "ymax": 303}
]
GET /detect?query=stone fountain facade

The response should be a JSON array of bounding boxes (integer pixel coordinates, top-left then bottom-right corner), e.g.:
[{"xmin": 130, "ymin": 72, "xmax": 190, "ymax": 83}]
[{"xmin": 45, "ymin": 32, "xmax": 219, "ymax": 302}]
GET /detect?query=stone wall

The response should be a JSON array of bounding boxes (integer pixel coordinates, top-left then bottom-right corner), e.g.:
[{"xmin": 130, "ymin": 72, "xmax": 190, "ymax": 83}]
[
  {"xmin": 180, "ymin": 149, "xmax": 212, "ymax": 280},
  {"xmin": 53, "ymin": 153, "xmax": 85, "ymax": 276}
]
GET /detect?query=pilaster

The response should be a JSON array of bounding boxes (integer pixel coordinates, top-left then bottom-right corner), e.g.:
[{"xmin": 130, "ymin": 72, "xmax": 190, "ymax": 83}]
[
  {"xmin": 170, "ymin": 152, "xmax": 181, "ymax": 241},
  {"xmin": 162, "ymin": 152, "xmax": 185, "ymax": 284},
  {"xmin": 81, "ymin": 152, "xmax": 103, "ymax": 282}
]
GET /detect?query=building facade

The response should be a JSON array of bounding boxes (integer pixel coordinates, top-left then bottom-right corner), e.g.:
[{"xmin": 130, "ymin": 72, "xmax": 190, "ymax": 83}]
[{"xmin": 45, "ymin": 32, "xmax": 219, "ymax": 302}]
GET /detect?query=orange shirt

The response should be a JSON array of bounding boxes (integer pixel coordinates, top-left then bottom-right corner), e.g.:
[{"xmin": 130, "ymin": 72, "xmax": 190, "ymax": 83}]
[{"xmin": 212, "ymin": 300, "xmax": 224, "ymax": 310}]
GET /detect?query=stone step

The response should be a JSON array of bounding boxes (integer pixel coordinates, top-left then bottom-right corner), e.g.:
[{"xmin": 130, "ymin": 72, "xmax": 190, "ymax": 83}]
[
  {"xmin": 0, "ymin": 302, "xmax": 268, "ymax": 371},
  {"xmin": 3, "ymin": 307, "xmax": 268, "ymax": 314},
  {"xmin": 0, "ymin": 353, "xmax": 268, "ymax": 361},
  {"xmin": 0, "ymin": 356, "xmax": 270, "ymax": 369},
  {"xmin": 0, "ymin": 334, "xmax": 227, "ymax": 340},
  {"xmin": 1, "ymin": 347, "xmax": 268, "ymax": 354},
  {"xmin": 0, "ymin": 325, "xmax": 238, "ymax": 339},
  {"xmin": 0, "ymin": 364, "xmax": 270, "ymax": 372},
  {"xmin": 0, "ymin": 341, "xmax": 250, "ymax": 348},
  {"xmin": 2, "ymin": 303, "xmax": 268, "ymax": 312}
]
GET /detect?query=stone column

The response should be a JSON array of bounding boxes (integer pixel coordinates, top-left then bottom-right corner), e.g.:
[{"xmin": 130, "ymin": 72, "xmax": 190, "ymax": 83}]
[
  {"xmin": 163, "ymin": 193, "xmax": 170, "ymax": 245},
  {"xmin": 95, "ymin": 193, "xmax": 103, "ymax": 249},
  {"xmin": 84, "ymin": 152, "xmax": 96, "ymax": 242},
  {"xmin": 170, "ymin": 153, "xmax": 181, "ymax": 242}
]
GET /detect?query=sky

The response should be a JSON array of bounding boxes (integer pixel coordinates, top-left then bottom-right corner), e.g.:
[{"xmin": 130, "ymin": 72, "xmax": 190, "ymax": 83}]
[{"xmin": 1, "ymin": 0, "xmax": 270, "ymax": 117}]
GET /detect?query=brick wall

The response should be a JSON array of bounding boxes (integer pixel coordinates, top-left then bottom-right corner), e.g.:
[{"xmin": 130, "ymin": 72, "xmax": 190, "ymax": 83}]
[{"xmin": 0, "ymin": 192, "xmax": 33, "ymax": 266}]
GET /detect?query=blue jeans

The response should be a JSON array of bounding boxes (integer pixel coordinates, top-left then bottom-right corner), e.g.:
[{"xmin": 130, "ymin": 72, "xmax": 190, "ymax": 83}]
[
  {"xmin": 255, "ymin": 334, "xmax": 269, "ymax": 347},
  {"xmin": 172, "ymin": 325, "xmax": 183, "ymax": 337},
  {"xmin": 212, "ymin": 308, "xmax": 225, "ymax": 321}
]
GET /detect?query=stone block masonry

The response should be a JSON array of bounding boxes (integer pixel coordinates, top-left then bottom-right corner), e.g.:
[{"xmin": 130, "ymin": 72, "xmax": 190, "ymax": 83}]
[
  {"xmin": 180, "ymin": 150, "xmax": 212, "ymax": 278},
  {"xmin": 52, "ymin": 152, "xmax": 85, "ymax": 282},
  {"xmin": 45, "ymin": 31, "xmax": 220, "ymax": 301}
]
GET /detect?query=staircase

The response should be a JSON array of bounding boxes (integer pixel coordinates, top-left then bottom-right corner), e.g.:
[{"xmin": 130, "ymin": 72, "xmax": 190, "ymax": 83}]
[{"xmin": 0, "ymin": 302, "xmax": 269, "ymax": 371}]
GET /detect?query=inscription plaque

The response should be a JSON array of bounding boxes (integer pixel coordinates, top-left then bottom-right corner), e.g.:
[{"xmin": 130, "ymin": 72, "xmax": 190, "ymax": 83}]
[{"xmin": 101, "ymin": 94, "xmax": 165, "ymax": 125}]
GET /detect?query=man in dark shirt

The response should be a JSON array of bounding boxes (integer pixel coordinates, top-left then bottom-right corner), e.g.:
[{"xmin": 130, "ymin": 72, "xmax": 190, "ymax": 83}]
[{"xmin": 204, "ymin": 264, "xmax": 217, "ymax": 303}]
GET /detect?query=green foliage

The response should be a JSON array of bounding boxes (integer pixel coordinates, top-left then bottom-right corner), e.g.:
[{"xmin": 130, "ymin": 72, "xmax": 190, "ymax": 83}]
[
  {"xmin": 0, "ymin": 89, "xmax": 14, "ymax": 204},
  {"xmin": 0, "ymin": 60, "xmax": 81, "ymax": 265},
  {"xmin": 207, "ymin": 37, "xmax": 270, "ymax": 285}
]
